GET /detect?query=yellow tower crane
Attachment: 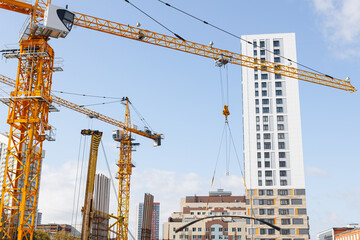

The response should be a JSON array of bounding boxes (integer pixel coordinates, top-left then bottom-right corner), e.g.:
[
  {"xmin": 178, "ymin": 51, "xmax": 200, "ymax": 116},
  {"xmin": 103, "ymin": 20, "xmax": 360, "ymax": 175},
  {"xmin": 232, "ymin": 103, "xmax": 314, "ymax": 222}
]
[
  {"xmin": 0, "ymin": 1, "xmax": 357, "ymax": 239},
  {"xmin": 0, "ymin": 73, "xmax": 161, "ymax": 239}
]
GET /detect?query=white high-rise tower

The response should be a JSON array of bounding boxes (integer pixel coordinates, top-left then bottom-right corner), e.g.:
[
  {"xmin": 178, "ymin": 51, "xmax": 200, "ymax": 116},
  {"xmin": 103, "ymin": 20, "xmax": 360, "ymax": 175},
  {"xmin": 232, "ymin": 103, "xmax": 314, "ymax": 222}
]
[{"xmin": 241, "ymin": 33, "xmax": 310, "ymax": 239}]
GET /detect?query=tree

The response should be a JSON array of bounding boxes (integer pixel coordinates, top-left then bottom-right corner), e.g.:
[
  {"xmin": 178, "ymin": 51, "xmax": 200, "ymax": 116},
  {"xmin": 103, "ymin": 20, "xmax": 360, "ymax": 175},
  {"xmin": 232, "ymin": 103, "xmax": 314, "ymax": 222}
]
[
  {"xmin": 34, "ymin": 230, "xmax": 50, "ymax": 240},
  {"xmin": 53, "ymin": 230, "xmax": 77, "ymax": 240}
]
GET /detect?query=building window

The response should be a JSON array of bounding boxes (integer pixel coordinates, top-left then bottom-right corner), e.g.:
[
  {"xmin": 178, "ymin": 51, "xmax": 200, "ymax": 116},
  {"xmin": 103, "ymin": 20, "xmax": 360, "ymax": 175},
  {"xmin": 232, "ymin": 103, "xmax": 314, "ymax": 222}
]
[
  {"xmin": 291, "ymin": 199, "xmax": 303, "ymax": 205},
  {"xmin": 237, "ymin": 228, "xmax": 241, "ymax": 232},
  {"xmin": 232, "ymin": 228, "xmax": 236, "ymax": 232},
  {"xmin": 255, "ymin": 91, "xmax": 259, "ymax": 97},
  {"xmin": 263, "ymin": 107, "xmax": 269, "ymax": 113},
  {"xmin": 279, "ymin": 161, "xmax": 286, "ymax": 167},
  {"xmin": 254, "ymin": 50, "xmax": 257, "ymax": 56},
  {"xmin": 260, "ymin": 49, "xmax": 265, "ymax": 55},
  {"xmin": 280, "ymin": 199, "xmax": 289, "ymax": 205},
  {"xmin": 275, "ymin": 74, "xmax": 282, "ymax": 79},
  {"xmin": 257, "ymin": 143, "xmax": 261, "ymax": 149},
  {"xmin": 280, "ymin": 180, "xmax": 288, "ymax": 186},
  {"xmin": 258, "ymin": 171, "xmax": 262, "ymax": 177},
  {"xmin": 265, "ymin": 171, "xmax": 272, "ymax": 177},
  {"xmin": 264, "ymin": 152, "xmax": 270, "ymax": 158},
  {"xmin": 278, "ymin": 133, "xmax": 285, "ymax": 139},
  {"xmin": 277, "ymin": 107, "xmax": 283, "ymax": 113},
  {"xmin": 264, "ymin": 142, "xmax": 271, "ymax": 149},
  {"xmin": 261, "ymin": 74, "xmax": 268, "ymax": 80},
  {"xmin": 256, "ymin": 108, "xmax": 259, "ymax": 114},
  {"xmin": 281, "ymin": 219, "xmax": 291, "ymax": 225},
  {"xmin": 262, "ymin": 90, "xmax": 267, "ymax": 96},
  {"xmin": 255, "ymin": 82, "xmax": 258, "ymax": 88},
  {"xmin": 267, "ymin": 209, "xmax": 274, "ymax": 215},
  {"xmin": 267, "ymin": 189, "xmax": 274, "ymax": 195},
  {"xmin": 260, "ymin": 229, "xmax": 266, "ymax": 235},
  {"xmin": 279, "ymin": 142, "xmax": 285, "ymax": 149},
  {"xmin": 297, "ymin": 208, "xmax": 307, "ymax": 215},
  {"xmin": 262, "ymin": 99, "xmax": 269, "ymax": 104},
  {"xmin": 268, "ymin": 229, "xmax": 275, "ymax": 235},
  {"xmin": 263, "ymin": 116, "xmax": 268, "ymax": 122},
  {"xmin": 279, "ymin": 152, "xmax": 286, "ymax": 158},
  {"xmin": 258, "ymin": 180, "xmax": 262, "ymax": 186},
  {"xmin": 259, "ymin": 209, "xmax": 265, "ymax": 215},
  {"xmin": 211, "ymin": 228, "xmax": 215, "ymax": 232},
  {"xmin": 279, "ymin": 209, "xmax": 290, "ymax": 215},
  {"xmin": 278, "ymin": 189, "xmax": 289, "ymax": 195},
  {"xmin": 277, "ymin": 115, "xmax": 284, "ymax": 121},
  {"xmin": 263, "ymin": 125, "xmax": 269, "ymax": 131},
  {"xmin": 257, "ymin": 161, "xmax": 261, "ymax": 168},
  {"xmin": 273, "ymin": 40, "xmax": 280, "ymax": 47},
  {"xmin": 295, "ymin": 189, "xmax": 306, "ymax": 195},
  {"xmin": 265, "ymin": 161, "xmax": 270, "ymax": 168},
  {"xmin": 206, "ymin": 228, "xmax": 210, "ymax": 232},
  {"xmin": 276, "ymin": 90, "xmax": 282, "ymax": 96},
  {"xmin": 254, "ymin": 74, "xmax": 258, "ymax": 80},
  {"xmin": 265, "ymin": 180, "xmax": 273, "ymax": 186},
  {"xmin": 278, "ymin": 124, "xmax": 285, "ymax": 130},
  {"xmin": 280, "ymin": 170, "xmax": 287, "ymax": 176},
  {"xmin": 255, "ymin": 99, "xmax": 259, "ymax": 105},
  {"xmin": 260, "ymin": 41, "xmax": 265, "ymax": 47},
  {"xmin": 253, "ymin": 41, "xmax": 257, "ymax": 47},
  {"xmin": 293, "ymin": 218, "xmax": 304, "ymax": 224},
  {"xmin": 257, "ymin": 152, "xmax": 261, "ymax": 158},
  {"xmin": 262, "ymin": 82, "xmax": 267, "ymax": 88},
  {"xmin": 274, "ymin": 57, "xmax": 281, "ymax": 63},
  {"xmin": 259, "ymin": 190, "xmax": 264, "ymax": 195},
  {"xmin": 256, "ymin": 116, "xmax": 260, "ymax": 122},
  {"xmin": 276, "ymin": 98, "xmax": 283, "ymax": 104},
  {"xmin": 264, "ymin": 133, "xmax": 270, "ymax": 139},
  {"xmin": 193, "ymin": 228, "xmax": 196, "ymax": 232},
  {"xmin": 275, "ymin": 82, "xmax": 282, "ymax": 87},
  {"xmin": 257, "ymin": 133, "xmax": 260, "ymax": 139},
  {"xmin": 274, "ymin": 49, "xmax": 280, "ymax": 55}
]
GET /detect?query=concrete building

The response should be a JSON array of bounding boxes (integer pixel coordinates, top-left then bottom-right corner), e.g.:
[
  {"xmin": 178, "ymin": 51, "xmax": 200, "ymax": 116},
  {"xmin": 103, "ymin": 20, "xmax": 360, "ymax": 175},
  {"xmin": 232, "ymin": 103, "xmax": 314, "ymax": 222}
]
[
  {"xmin": 36, "ymin": 223, "xmax": 80, "ymax": 236},
  {"xmin": 241, "ymin": 33, "xmax": 310, "ymax": 240},
  {"xmin": 163, "ymin": 189, "xmax": 247, "ymax": 240},
  {"xmin": 135, "ymin": 201, "xmax": 160, "ymax": 240},
  {"xmin": 317, "ymin": 224, "xmax": 359, "ymax": 240}
]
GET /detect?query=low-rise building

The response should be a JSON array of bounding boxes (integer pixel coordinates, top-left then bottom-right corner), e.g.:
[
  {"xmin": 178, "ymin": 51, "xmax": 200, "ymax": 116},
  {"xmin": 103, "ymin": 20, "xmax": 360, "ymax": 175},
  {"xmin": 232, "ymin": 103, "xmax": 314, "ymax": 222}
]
[{"xmin": 163, "ymin": 189, "xmax": 247, "ymax": 240}]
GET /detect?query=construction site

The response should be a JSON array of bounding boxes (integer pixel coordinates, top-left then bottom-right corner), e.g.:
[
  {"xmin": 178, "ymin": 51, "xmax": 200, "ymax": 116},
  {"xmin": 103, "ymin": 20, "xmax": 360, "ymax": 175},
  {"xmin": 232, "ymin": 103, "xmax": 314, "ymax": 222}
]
[{"xmin": 0, "ymin": 0, "xmax": 359, "ymax": 240}]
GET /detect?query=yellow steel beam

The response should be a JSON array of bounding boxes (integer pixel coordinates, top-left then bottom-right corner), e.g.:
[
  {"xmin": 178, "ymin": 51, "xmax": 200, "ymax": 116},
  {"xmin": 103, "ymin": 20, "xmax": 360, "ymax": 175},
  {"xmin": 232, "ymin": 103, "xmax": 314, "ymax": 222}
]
[
  {"xmin": 0, "ymin": 0, "xmax": 355, "ymax": 92},
  {"xmin": 72, "ymin": 12, "xmax": 356, "ymax": 92},
  {"xmin": 0, "ymin": 73, "xmax": 162, "ymax": 142}
]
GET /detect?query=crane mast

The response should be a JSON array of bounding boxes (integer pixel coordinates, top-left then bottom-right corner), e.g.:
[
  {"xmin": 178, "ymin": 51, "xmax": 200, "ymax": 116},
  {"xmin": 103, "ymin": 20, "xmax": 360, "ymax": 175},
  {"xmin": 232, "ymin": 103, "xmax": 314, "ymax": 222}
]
[
  {"xmin": 113, "ymin": 97, "xmax": 134, "ymax": 240},
  {"xmin": 80, "ymin": 129, "xmax": 103, "ymax": 240}
]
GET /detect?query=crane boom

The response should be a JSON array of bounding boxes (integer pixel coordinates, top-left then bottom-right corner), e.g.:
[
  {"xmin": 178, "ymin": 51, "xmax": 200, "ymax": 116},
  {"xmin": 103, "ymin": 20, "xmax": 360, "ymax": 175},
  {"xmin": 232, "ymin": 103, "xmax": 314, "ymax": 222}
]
[
  {"xmin": 0, "ymin": 0, "xmax": 356, "ymax": 92},
  {"xmin": 0, "ymin": 73, "xmax": 162, "ymax": 142}
]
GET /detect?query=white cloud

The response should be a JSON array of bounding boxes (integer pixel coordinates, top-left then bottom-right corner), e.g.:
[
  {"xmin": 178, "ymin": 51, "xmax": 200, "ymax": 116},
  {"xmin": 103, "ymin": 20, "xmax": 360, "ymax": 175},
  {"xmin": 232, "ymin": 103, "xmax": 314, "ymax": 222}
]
[
  {"xmin": 38, "ymin": 162, "xmax": 79, "ymax": 224},
  {"xmin": 313, "ymin": 0, "xmax": 360, "ymax": 58},
  {"xmin": 305, "ymin": 166, "xmax": 329, "ymax": 177}
]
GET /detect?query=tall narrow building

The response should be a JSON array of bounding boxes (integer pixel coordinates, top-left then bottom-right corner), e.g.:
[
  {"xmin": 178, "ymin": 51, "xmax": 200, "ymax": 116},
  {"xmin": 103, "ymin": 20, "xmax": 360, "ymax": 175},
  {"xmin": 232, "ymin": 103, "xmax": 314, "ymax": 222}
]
[
  {"xmin": 241, "ymin": 33, "xmax": 310, "ymax": 240},
  {"xmin": 135, "ymin": 202, "xmax": 160, "ymax": 240}
]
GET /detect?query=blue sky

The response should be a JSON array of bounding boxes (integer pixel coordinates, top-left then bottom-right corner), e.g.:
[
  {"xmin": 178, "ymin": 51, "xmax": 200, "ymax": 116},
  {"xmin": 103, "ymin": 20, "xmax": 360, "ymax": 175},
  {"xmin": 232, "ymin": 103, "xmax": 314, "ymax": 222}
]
[{"xmin": 0, "ymin": 0, "xmax": 360, "ymax": 239}]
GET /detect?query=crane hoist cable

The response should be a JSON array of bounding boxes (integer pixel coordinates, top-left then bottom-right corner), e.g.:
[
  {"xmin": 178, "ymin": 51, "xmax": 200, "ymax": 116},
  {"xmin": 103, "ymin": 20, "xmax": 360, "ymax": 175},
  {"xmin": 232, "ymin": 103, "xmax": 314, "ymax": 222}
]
[
  {"xmin": 121, "ymin": 0, "xmax": 185, "ymax": 41},
  {"xmin": 71, "ymin": 135, "xmax": 84, "ymax": 230}
]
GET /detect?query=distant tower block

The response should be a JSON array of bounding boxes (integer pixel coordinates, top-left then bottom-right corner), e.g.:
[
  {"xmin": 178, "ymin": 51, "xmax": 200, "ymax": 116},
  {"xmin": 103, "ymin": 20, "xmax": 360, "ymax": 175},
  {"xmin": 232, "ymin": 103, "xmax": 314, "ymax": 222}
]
[{"xmin": 92, "ymin": 174, "xmax": 111, "ymax": 240}]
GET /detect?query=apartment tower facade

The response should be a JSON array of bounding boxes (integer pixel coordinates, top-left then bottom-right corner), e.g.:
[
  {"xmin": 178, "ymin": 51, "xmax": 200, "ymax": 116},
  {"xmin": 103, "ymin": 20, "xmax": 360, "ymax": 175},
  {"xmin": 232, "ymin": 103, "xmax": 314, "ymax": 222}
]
[{"xmin": 241, "ymin": 33, "xmax": 310, "ymax": 240}]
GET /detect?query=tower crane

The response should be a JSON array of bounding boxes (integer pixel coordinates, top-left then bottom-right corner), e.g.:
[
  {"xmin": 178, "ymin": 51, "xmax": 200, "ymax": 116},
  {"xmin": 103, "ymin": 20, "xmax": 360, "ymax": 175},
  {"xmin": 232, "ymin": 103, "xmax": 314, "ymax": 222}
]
[
  {"xmin": 0, "ymin": 1, "xmax": 356, "ymax": 240},
  {"xmin": 0, "ymin": 73, "xmax": 160, "ymax": 239}
]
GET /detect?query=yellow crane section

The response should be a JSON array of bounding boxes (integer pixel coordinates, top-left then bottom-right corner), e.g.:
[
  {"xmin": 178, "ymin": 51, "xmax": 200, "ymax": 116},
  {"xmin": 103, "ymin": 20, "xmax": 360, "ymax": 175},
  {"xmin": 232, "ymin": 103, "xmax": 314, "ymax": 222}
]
[
  {"xmin": 0, "ymin": 0, "xmax": 356, "ymax": 92},
  {"xmin": 0, "ymin": 73, "xmax": 163, "ymax": 143},
  {"xmin": 0, "ymin": 73, "xmax": 160, "ymax": 239},
  {"xmin": 80, "ymin": 129, "xmax": 103, "ymax": 240}
]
